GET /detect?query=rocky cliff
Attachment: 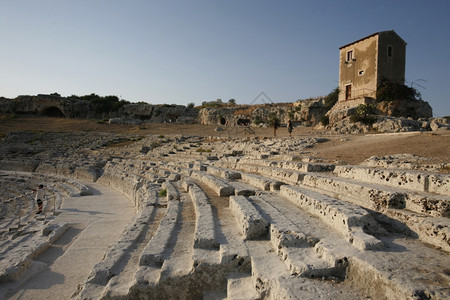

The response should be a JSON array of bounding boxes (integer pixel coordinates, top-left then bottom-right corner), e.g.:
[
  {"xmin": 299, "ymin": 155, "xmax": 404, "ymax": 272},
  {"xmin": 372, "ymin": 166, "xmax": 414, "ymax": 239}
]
[{"xmin": 0, "ymin": 94, "xmax": 196, "ymax": 124}]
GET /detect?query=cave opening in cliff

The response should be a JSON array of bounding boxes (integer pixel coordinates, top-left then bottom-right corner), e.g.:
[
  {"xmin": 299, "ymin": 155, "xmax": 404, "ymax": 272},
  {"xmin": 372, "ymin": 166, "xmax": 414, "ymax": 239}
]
[{"xmin": 41, "ymin": 106, "xmax": 65, "ymax": 118}]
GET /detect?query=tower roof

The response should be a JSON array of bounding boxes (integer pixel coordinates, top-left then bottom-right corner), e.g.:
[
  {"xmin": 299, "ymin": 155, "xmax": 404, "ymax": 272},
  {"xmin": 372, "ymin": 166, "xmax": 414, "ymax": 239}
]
[{"xmin": 339, "ymin": 30, "xmax": 406, "ymax": 50}]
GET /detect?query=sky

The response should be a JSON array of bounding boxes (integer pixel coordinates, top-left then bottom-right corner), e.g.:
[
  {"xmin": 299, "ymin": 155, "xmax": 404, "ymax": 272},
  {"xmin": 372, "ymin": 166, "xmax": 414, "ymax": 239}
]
[{"xmin": 1, "ymin": 0, "xmax": 449, "ymax": 116}]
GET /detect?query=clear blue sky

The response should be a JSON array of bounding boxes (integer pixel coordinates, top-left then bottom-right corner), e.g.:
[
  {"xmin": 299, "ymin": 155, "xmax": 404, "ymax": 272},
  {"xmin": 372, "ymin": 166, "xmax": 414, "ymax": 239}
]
[{"xmin": 1, "ymin": 0, "xmax": 449, "ymax": 116}]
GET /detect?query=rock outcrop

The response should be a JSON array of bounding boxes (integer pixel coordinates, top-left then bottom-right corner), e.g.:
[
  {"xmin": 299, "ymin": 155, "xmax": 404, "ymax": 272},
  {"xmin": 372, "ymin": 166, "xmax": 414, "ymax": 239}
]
[{"xmin": 0, "ymin": 94, "xmax": 197, "ymax": 123}]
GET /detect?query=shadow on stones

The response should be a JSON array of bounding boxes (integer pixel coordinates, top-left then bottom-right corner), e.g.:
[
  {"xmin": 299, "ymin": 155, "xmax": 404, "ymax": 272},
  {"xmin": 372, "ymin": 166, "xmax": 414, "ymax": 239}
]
[
  {"xmin": 62, "ymin": 208, "xmax": 113, "ymax": 216},
  {"xmin": 84, "ymin": 185, "xmax": 102, "ymax": 196}
]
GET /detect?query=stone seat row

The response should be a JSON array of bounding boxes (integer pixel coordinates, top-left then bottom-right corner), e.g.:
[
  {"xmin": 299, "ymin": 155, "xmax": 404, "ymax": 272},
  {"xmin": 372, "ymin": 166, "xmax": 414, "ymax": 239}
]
[
  {"xmin": 76, "ymin": 171, "xmax": 249, "ymax": 298},
  {"xmin": 0, "ymin": 172, "xmax": 89, "ymax": 233},
  {"xmin": 76, "ymin": 157, "xmax": 450, "ymax": 299},
  {"xmin": 228, "ymin": 191, "xmax": 449, "ymax": 299},
  {"xmin": 188, "ymin": 164, "xmax": 384, "ymax": 252},
  {"xmin": 210, "ymin": 158, "xmax": 450, "ymax": 251},
  {"xmin": 0, "ymin": 219, "xmax": 68, "ymax": 283}
]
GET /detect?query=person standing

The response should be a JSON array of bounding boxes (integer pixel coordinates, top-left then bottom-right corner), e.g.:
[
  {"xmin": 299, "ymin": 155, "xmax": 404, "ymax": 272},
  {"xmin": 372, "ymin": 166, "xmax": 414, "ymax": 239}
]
[
  {"xmin": 272, "ymin": 118, "xmax": 279, "ymax": 136},
  {"xmin": 31, "ymin": 184, "xmax": 45, "ymax": 214},
  {"xmin": 287, "ymin": 120, "xmax": 293, "ymax": 137}
]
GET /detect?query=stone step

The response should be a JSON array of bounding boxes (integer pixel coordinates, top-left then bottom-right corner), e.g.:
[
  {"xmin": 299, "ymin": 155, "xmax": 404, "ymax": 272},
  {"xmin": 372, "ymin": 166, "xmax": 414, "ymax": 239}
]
[
  {"xmin": 162, "ymin": 180, "xmax": 181, "ymax": 201},
  {"xmin": 237, "ymin": 157, "xmax": 335, "ymax": 173},
  {"xmin": 139, "ymin": 199, "xmax": 182, "ymax": 267},
  {"xmin": 187, "ymin": 182, "xmax": 219, "ymax": 250},
  {"xmin": 377, "ymin": 208, "xmax": 450, "ymax": 252},
  {"xmin": 0, "ymin": 221, "xmax": 68, "ymax": 282},
  {"xmin": 301, "ymin": 172, "xmax": 450, "ymax": 217},
  {"xmin": 228, "ymin": 181, "xmax": 258, "ymax": 196},
  {"xmin": 246, "ymin": 240, "xmax": 363, "ymax": 299},
  {"xmin": 226, "ymin": 273, "xmax": 259, "ymax": 300},
  {"xmin": 334, "ymin": 165, "xmax": 450, "ymax": 195},
  {"xmin": 229, "ymin": 196, "xmax": 269, "ymax": 240},
  {"xmin": 279, "ymin": 185, "xmax": 385, "ymax": 251},
  {"xmin": 298, "ymin": 172, "xmax": 450, "ymax": 251},
  {"xmin": 240, "ymin": 172, "xmax": 285, "ymax": 191},
  {"xmin": 191, "ymin": 171, "xmax": 235, "ymax": 197},
  {"xmin": 249, "ymin": 194, "xmax": 341, "ymax": 278},
  {"xmin": 206, "ymin": 165, "xmax": 242, "ymax": 181}
]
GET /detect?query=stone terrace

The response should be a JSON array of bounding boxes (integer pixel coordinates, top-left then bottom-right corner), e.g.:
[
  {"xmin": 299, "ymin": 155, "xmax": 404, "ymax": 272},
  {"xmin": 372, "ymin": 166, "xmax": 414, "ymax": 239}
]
[{"xmin": 0, "ymin": 131, "xmax": 449, "ymax": 299}]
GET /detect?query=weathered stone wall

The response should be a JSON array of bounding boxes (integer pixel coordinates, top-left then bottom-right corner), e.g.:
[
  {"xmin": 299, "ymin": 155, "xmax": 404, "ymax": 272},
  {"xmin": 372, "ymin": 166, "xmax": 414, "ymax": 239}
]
[
  {"xmin": 197, "ymin": 103, "xmax": 320, "ymax": 126},
  {"xmin": 0, "ymin": 94, "xmax": 197, "ymax": 123},
  {"xmin": 0, "ymin": 95, "xmax": 93, "ymax": 118}
]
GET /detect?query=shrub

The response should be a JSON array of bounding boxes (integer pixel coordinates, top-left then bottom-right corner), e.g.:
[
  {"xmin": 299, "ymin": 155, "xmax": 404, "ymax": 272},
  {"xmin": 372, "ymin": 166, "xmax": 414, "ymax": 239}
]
[
  {"xmin": 320, "ymin": 115, "xmax": 329, "ymax": 126},
  {"xmin": 159, "ymin": 189, "xmax": 167, "ymax": 197},
  {"xmin": 68, "ymin": 93, "xmax": 130, "ymax": 114},
  {"xmin": 253, "ymin": 115, "xmax": 264, "ymax": 125},
  {"xmin": 324, "ymin": 87, "xmax": 339, "ymax": 109},
  {"xmin": 196, "ymin": 147, "xmax": 212, "ymax": 153},
  {"xmin": 187, "ymin": 102, "xmax": 195, "ymax": 109},
  {"xmin": 350, "ymin": 103, "xmax": 377, "ymax": 125},
  {"xmin": 288, "ymin": 110, "xmax": 295, "ymax": 120},
  {"xmin": 376, "ymin": 79, "xmax": 421, "ymax": 102}
]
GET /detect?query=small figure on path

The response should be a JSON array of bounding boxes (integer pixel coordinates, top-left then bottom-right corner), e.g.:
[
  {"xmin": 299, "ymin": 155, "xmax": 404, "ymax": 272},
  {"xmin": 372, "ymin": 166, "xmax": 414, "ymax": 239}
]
[
  {"xmin": 31, "ymin": 184, "xmax": 45, "ymax": 214},
  {"xmin": 287, "ymin": 120, "xmax": 293, "ymax": 137},
  {"xmin": 272, "ymin": 118, "xmax": 280, "ymax": 136}
]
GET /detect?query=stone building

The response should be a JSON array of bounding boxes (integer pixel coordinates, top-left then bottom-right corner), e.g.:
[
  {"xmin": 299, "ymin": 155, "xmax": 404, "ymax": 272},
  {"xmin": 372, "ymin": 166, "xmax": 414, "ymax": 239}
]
[{"xmin": 338, "ymin": 30, "xmax": 406, "ymax": 103}]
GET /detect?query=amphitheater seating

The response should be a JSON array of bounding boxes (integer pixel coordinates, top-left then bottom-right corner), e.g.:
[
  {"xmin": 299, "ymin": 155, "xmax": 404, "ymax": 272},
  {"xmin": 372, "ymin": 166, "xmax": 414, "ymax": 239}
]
[{"xmin": 0, "ymin": 132, "xmax": 449, "ymax": 299}]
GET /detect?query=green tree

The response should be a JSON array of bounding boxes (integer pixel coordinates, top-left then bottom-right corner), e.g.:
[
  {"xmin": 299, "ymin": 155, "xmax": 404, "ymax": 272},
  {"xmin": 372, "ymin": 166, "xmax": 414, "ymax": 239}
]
[
  {"xmin": 376, "ymin": 79, "xmax": 421, "ymax": 102},
  {"xmin": 324, "ymin": 87, "xmax": 339, "ymax": 109}
]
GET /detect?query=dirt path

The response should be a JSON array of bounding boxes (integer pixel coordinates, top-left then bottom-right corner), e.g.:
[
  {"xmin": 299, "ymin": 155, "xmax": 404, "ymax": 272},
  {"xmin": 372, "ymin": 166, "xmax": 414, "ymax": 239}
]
[{"xmin": 5, "ymin": 182, "xmax": 134, "ymax": 300}]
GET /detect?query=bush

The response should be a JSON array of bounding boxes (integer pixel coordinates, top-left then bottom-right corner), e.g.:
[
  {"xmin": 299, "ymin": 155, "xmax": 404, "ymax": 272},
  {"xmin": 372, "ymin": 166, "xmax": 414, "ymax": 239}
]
[
  {"xmin": 376, "ymin": 79, "xmax": 421, "ymax": 102},
  {"xmin": 324, "ymin": 87, "xmax": 339, "ymax": 109},
  {"xmin": 159, "ymin": 189, "xmax": 167, "ymax": 197},
  {"xmin": 196, "ymin": 147, "xmax": 212, "ymax": 153},
  {"xmin": 288, "ymin": 110, "xmax": 295, "ymax": 120},
  {"xmin": 253, "ymin": 115, "xmax": 264, "ymax": 125},
  {"xmin": 320, "ymin": 115, "xmax": 329, "ymax": 126},
  {"xmin": 350, "ymin": 103, "xmax": 377, "ymax": 125},
  {"xmin": 187, "ymin": 102, "xmax": 195, "ymax": 109},
  {"xmin": 68, "ymin": 93, "xmax": 130, "ymax": 114}
]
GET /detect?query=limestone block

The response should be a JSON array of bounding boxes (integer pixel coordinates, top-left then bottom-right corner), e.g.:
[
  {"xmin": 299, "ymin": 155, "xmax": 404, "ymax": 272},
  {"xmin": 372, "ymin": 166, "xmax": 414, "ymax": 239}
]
[
  {"xmin": 191, "ymin": 171, "xmax": 234, "ymax": 197},
  {"xmin": 334, "ymin": 166, "xmax": 430, "ymax": 193},
  {"xmin": 280, "ymin": 185, "xmax": 384, "ymax": 250},
  {"xmin": 228, "ymin": 182, "xmax": 257, "ymax": 196},
  {"xmin": 207, "ymin": 166, "xmax": 242, "ymax": 181},
  {"xmin": 189, "ymin": 184, "xmax": 219, "ymax": 249},
  {"xmin": 428, "ymin": 174, "xmax": 450, "ymax": 195},
  {"xmin": 162, "ymin": 181, "xmax": 180, "ymax": 201},
  {"xmin": 140, "ymin": 200, "xmax": 181, "ymax": 267},
  {"xmin": 239, "ymin": 173, "xmax": 274, "ymax": 191},
  {"xmin": 229, "ymin": 196, "xmax": 268, "ymax": 240},
  {"xmin": 0, "ymin": 159, "xmax": 40, "ymax": 172}
]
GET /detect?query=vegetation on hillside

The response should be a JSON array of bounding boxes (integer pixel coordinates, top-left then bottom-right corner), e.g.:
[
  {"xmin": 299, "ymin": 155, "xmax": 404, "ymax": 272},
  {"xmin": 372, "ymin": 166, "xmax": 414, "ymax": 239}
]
[
  {"xmin": 376, "ymin": 79, "xmax": 421, "ymax": 102},
  {"xmin": 324, "ymin": 87, "xmax": 339, "ymax": 109},
  {"xmin": 350, "ymin": 103, "xmax": 377, "ymax": 125},
  {"xmin": 68, "ymin": 94, "xmax": 130, "ymax": 114}
]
